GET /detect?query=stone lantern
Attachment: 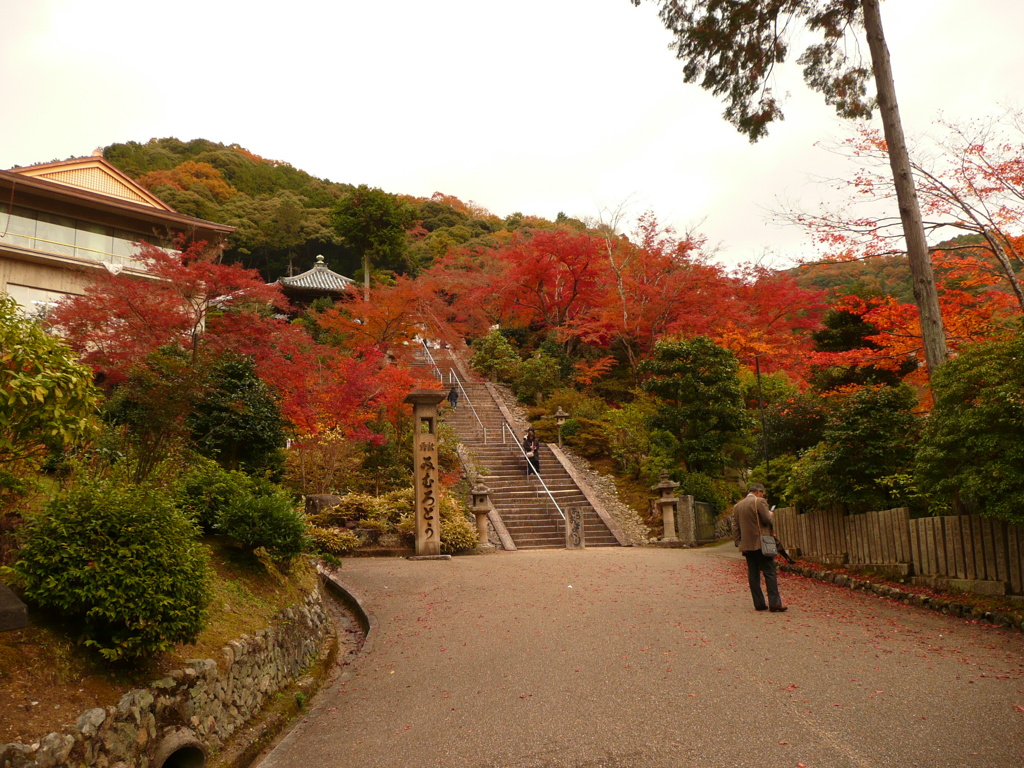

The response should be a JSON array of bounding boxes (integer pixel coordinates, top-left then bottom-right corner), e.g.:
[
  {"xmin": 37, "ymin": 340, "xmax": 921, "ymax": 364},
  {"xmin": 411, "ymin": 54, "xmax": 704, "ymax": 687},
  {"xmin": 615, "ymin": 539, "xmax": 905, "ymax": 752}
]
[
  {"xmin": 469, "ymin": 475, "xmax": 496, "ymax": 553},
  {"xmin": 553, "ymin": 406, "xmax": 569, "ymax": 449},
  {"xmin": 651, "ymin": 470, "xmax": 680, "ymax": 543}
]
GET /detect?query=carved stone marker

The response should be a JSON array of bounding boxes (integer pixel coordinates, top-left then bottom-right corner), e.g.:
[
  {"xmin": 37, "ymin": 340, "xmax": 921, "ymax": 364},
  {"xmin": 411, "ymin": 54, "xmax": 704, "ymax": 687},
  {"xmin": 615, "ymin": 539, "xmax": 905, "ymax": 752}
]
[
  {"xmin": 0, "ymin": 582, "xmax": 27, "ymax": 632},
  {"xmin": 304, "ymin": 494, "xmax": 343, "ymax": 517},
  {"xmin": 676, "ymin": 494, "xmax": 696, "ymax": 546},
  {"xmin": 404, "ymin": 388, "xmax": 448, "ymax": 557},
  {"xmin": 565, "ymin": 507, "xmax": 585, "ymax": 550}
]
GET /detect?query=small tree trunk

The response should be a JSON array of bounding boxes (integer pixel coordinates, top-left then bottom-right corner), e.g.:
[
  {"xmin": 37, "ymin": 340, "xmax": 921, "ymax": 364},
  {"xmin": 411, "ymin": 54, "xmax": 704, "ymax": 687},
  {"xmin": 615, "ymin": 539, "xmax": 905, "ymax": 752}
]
[
  {"xmin": 363, "ymin": 252, "xmax": 371, "ymax": 302},
  {"xmin": 862, "ymin": 0, "xmax": 948, "ymax": 378}
]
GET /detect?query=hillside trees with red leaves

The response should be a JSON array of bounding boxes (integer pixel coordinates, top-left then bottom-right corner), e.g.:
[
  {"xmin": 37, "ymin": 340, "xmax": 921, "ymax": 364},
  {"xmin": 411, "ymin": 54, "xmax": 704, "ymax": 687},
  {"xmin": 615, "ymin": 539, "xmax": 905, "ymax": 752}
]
[
  {"xmin": 809, "ymin": 253, "xmax": 1018, "ymax": 390},
  {"xmin": 314, "ymin": 276, "xmax": 427, "ymax": 358},
  {"xmin": 711, "ymin": 265, "xmax": 826, "ymax": 377},
  {"xmin": 45, "ymin": 241, "xmax": 413, "ymax": 441},
  {"xmin": 565, "ymin": 215, "xmax": 723, "ymax": 375},
  {"xmin": 490, "ymin": 229, "xmax": 610, "ymax": 338}
]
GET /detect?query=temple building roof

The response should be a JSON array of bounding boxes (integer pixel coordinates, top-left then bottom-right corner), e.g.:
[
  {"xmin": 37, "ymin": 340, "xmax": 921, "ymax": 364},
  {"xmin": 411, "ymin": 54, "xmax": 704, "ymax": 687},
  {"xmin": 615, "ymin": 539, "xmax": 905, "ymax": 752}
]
[{"xmin": 277, "ymin": 255, "xmax": 355, "ymax": 298}]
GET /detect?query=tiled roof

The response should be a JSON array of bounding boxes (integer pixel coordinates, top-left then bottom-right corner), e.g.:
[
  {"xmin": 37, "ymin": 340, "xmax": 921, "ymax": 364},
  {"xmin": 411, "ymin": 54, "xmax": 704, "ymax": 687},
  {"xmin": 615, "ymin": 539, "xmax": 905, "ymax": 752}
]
[{"xmin": 277, "ymin": 255, "xmax": 355, "ymax": 293}]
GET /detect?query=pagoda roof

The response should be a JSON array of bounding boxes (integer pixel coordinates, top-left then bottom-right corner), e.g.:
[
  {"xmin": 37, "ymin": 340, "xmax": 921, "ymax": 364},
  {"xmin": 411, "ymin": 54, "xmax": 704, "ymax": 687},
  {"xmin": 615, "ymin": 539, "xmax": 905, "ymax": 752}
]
[{"xmin": 277, "ymin": 255, "xmax": 355, "ymax": 295}]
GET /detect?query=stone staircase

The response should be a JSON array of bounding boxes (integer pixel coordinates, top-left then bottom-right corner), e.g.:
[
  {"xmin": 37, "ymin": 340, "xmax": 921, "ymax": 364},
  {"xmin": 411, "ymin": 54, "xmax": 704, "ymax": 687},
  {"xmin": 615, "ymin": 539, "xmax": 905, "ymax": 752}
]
[{"xmin": 411, "ymin": 349, "xmax": 620, "ymax": 550}]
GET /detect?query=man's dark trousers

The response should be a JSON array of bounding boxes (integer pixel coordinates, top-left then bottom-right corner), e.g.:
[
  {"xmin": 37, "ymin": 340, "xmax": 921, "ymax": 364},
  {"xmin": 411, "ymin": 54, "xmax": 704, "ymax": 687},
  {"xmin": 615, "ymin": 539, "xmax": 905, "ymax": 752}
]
[{"xmin": 743, "ymin": 550, "xmax": 781, "ymax": 610}]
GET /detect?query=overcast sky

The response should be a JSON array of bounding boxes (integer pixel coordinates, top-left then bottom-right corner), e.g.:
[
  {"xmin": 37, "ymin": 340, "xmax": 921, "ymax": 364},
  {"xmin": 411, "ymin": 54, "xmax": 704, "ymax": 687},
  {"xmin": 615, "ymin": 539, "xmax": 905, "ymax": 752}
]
[{"xmin": 2, "ymin": 0, "xmax": 1022, "ymax": 269}]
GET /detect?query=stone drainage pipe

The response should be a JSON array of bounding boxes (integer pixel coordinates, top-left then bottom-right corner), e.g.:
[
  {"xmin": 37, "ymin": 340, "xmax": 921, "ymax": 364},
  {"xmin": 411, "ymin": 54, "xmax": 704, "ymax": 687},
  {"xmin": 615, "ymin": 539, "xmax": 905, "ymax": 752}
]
[{"xmin": 154, "ymin": 729, "xmax": 206, "ymax": 768}]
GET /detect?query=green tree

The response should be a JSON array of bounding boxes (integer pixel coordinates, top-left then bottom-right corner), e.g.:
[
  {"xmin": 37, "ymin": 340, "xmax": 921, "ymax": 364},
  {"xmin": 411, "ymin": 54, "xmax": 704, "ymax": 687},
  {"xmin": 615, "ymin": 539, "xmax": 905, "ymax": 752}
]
[
  {"xmin": 103, "ymin": 348, "xmax": 199, "ymax": 482},
  {"xmin": 639, "ymin": 337, "xmax": 752, "ymax": 474},
  {"xmin": 810, "ymin": 307, "xmax": 915, "ymax": 391},
  {"xmin": 514, "ymin": 354, "xmax": 562, "ymax": 404},
  {"xmin": 915, "ymin": 331, "xmax": 1024, "ymax": 522},
  {"xmin": 188, "ymin": 354, "xmax": 287, "ymax": 474},
  {"xmin": 0, "ymin": 295, "xmax": 100, "ymax": 469},
  {"xmin": 605, "ymin": 392, "xmax": 659, "ymax": 479},
  {"xmin": 470, "ymin": 329, "xmax": 521, "ymax": 383},
  {"xmin": 788, "ymin": 384, "xmax": 919, "ymax": 512},
  {"xmin": 331, "ymin": 185, "xmax": 414, "ymax": 300},
  {"xmin": 631, "ymin": 0, "xmax": 948, "ymax": 378}
]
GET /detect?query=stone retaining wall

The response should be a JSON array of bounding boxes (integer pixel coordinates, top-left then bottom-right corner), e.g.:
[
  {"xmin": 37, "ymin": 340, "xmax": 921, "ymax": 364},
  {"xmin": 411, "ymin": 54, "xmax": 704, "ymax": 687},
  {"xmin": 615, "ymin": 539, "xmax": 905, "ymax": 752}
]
[{"xmin": 0, "ymin": 588, "xmax": 331, "ymax": 768}]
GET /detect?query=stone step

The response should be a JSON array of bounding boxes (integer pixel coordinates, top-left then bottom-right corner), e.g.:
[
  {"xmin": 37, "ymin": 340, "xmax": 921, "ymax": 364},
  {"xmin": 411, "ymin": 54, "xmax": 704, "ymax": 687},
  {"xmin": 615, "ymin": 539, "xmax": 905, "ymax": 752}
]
[{"xmin": 415, "ymin": 352, "xmax": 621, "ymax": 550}]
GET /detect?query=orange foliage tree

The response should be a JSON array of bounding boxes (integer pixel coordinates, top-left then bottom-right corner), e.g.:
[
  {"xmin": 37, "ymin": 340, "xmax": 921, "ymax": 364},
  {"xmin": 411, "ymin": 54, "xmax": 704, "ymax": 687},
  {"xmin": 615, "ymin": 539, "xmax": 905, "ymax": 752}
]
[
  {"xmin": 138, "ymin": 161, "xmax": 237, "ymax": 202},
  {"xmin": 711, "ymin": 265, "xmax": 826, "ymax": 378},
  {"xmin": 810, "ymin": 252, "xmax": 1018, "ymax": 390}
]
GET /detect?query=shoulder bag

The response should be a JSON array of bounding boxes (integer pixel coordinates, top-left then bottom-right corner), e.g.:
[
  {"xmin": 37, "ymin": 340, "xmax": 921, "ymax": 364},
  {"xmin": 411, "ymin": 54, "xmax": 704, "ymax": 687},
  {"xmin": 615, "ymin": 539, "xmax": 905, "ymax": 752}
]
[{"xmin": 756, "ymin": 504, "xmax": 778, "ymax": 557}]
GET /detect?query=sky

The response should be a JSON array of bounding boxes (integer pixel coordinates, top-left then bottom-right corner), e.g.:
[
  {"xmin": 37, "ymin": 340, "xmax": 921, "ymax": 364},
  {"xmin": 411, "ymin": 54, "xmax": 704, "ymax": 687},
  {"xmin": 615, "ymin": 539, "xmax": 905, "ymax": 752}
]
[{"xmin": 2, "ymin": 0, "xmax": 1022, "ymax": 269}]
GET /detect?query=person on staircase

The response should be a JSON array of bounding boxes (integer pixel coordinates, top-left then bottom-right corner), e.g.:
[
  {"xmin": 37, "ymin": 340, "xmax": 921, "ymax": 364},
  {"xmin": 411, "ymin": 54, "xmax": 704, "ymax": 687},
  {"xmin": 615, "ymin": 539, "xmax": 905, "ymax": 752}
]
[
  {"xmin": 447, "ymin": 385, "xmax": 459, "ymax": 410},
  {"xmin": 523, "ymin": 428, "xmax": 541, "ymax": 477}
]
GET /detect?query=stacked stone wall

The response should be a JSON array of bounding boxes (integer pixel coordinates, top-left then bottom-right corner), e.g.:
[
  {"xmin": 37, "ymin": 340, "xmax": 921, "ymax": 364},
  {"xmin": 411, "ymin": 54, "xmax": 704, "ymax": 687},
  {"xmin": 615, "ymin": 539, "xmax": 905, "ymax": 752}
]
[{"xmin": 0, "ymin": 588, "xmax": 330, "ymax": 768}]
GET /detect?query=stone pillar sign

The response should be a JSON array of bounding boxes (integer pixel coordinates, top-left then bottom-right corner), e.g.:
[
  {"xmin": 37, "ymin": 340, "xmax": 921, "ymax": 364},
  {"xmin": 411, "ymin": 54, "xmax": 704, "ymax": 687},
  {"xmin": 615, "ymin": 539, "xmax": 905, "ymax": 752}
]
[
  {"xmin": 565, "ymin": 507, "xmax": 585, "ymax": 550},
  {"xmin": 404, "ymin": 389, "xmax": 448, "ymax": 556}
]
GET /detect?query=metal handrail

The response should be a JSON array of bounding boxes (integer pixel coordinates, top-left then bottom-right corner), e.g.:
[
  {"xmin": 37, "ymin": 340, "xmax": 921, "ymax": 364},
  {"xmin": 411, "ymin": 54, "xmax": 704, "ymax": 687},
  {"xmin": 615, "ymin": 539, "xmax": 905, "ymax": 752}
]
[
  {"xmin": 418, "ymin": 338, "xmax": 444, "ymax": 383},
  {"xmin": 502, "ymin": 423, "xmax": 566, "ymax": 523},
  {"xmin": 445, "ymin": 365, "xmax": 488, "ymax": 442}
]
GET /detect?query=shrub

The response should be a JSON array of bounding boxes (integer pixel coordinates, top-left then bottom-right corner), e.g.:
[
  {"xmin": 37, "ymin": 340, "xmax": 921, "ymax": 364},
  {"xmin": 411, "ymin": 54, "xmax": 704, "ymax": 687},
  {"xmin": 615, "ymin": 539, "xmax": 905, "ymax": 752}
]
[
  {"xmin": 10, "ymin": 480, "xmax": 211, "ymax": 660},
  {"xmin": 544, "ymin": 388, "xmax": 609, "ymax": 421},
  {"xmin": 217, "ymin": 488, "xmax": 310, "ymax": 564},
  {"xmin": 368, "ymin": 487, "xmax": 415, "ymax": 526},
  {"xmin": 174, "ymin": 458, "xmax": 254, "ymax": 531},
  {"xmin": 394, "ymin": 488, "xmax": 478, "ymax": 554},
  {"xmin": 675, "ymin": 471, "xmax": 735, "ymax": 515},
  {"xmin": 561, "ymin": 417, "xmax": 610, "ymax": 458},
  {"xmin": 316, "ymin": 492, "xmax": 377, "ymax": 526},
  {"xmin": 310, "ymin": 527, "xmax": 360, "ymax": 556},
  {"xmin": 438, "ymin": 493, "xmax": 479, "ymax": 554}
]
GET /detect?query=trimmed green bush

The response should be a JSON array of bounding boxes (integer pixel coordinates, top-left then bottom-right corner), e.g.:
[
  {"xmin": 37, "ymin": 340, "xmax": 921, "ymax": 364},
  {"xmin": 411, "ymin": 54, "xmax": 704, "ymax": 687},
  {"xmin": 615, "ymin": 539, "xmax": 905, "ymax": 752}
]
[
  {"xmin": 174, "ymin": 458, "xmax": 253, "ymax": 531},
  {"xmin": 217, "ymin": 488, "xmax": 310, "ymax": 563},
  {"xmin": 310, "ymin": 527, "xmax": 360, "ymax": 556},
  {"xmin": 676, "ymin": 471, "xmax": 735, "ymax": 515},
  {"xmin": 11, "ymin": 480, "xmax": 211, "ymax": 660}
]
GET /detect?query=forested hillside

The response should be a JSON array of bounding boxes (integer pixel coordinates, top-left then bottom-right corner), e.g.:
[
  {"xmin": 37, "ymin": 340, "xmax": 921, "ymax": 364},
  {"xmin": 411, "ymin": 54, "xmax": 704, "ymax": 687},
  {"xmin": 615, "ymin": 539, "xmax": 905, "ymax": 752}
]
[{"xmin": 103, "ymin": 137, "xmax": 561, "ymax": 282}]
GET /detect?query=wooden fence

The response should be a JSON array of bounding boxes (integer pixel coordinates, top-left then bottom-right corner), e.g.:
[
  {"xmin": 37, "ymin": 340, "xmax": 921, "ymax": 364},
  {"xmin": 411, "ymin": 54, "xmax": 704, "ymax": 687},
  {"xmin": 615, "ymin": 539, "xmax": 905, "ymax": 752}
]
[{"xmin": 772, "ymin": 507, "xmax": 1024, "ymax": 595}]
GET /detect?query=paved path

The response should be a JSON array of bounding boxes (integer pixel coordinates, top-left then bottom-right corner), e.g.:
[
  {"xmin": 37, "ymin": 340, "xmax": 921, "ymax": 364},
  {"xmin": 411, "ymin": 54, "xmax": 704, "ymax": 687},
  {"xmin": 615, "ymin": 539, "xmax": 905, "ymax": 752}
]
[{"xmin": 258, "ymin": 545, "xmax": 1024, "ymax": 768}]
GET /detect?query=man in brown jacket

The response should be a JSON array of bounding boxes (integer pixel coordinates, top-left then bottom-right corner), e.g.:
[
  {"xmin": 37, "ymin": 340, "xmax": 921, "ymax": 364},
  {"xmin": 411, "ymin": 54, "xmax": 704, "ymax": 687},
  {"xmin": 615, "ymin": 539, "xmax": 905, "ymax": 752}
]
[{"xmin": 733, "ymin": 483, "xmax": 787, "ymax": 612}]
